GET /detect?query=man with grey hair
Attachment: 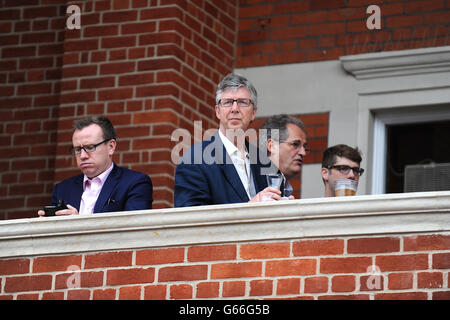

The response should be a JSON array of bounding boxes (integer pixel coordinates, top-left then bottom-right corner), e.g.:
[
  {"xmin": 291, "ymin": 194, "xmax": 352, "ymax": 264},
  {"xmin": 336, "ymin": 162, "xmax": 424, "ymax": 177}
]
[
  {"xmin": 38, "ymin": 116, "xmax": 153, "ymax": 216},
  {"xmin": 174, "ymin": 73, "xmax": 280, "ymax": 207},
  {"xmin": 261, "ymin": 114, "xmax": 309, "ymax": 199}
]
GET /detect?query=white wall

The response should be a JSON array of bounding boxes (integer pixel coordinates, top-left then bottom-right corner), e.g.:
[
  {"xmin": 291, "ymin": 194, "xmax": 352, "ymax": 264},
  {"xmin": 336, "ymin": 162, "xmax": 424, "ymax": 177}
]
[{"xmin": 236, "ymin": 46, "xmax": 450, "ymax": 199}]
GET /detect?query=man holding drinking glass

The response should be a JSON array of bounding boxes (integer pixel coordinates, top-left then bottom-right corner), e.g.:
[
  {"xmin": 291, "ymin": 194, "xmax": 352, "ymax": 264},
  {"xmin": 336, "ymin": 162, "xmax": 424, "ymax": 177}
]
[
  {"xmin": 261, "ymin": 114, "xmax": 309, "ymax": 200},
  {"xmin": 174, "ymin": 73, "xmax": 279, "ymax": 207},
  {"xmin": 321, "ymin": 144, "xmax": 364, "ymax": 197}
]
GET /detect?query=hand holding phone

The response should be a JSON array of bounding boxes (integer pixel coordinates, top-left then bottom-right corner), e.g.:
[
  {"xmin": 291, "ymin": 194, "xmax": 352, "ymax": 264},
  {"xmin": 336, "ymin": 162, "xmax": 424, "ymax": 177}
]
[{"xmin": 43, "ymin": 199, "xmax": 68, "ymax": 216}]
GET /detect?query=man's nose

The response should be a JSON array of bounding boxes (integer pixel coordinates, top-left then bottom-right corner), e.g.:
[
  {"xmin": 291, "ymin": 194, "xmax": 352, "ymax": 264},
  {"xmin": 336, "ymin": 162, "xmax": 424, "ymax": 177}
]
[{"xmin": 230, "ymin": 100, "xmax": 239, "ymax": 112}]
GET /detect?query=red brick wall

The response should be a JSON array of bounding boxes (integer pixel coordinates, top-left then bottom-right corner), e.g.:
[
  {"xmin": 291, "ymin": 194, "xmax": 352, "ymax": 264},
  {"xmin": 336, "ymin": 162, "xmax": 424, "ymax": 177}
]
[
  {"xmin": 0, "ymin": 234, "xmax": 448, "ymax": 300},
  {"xmin": 2, "ymin": 0, "xmax": 448, "ymax": 219},
  {"xmin": 0, "ymin": 0, "xmax": 238, "ymax": 219},
  {"xmin": 237, "ymin": 0, "xmax": 450, "ymax": 67},
  {"xmin": 0, "ymin": 1, "xmax": 67, "ymax": 219}
]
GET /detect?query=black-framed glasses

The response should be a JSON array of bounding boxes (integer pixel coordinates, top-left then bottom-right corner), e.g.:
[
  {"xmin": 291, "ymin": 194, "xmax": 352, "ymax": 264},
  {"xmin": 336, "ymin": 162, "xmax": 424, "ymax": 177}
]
[
  {"xmin": 282, "ymin": 140, "xmax": 311, "ymax": 154},
  {"xmin": 325, "ymin": 165, "xmax": 364, "ymax": 176},
  {"xmin": 70, "ymin": 139, "xmax": 110, "ymax": 155},
  {"xmin": 219, "ymin": 98, "xmax": 253, "ymax": 108}
]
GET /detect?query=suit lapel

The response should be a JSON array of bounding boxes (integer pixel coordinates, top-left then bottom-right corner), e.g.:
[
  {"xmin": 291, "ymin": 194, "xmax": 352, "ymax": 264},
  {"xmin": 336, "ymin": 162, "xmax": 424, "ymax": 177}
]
[
  {"xmin": 93, "ymin": 164, "xmax": 121, "ymax": 213},
  {"xmin": 70, "ymin": 175, "xmax": 84, "ymax": 211}
]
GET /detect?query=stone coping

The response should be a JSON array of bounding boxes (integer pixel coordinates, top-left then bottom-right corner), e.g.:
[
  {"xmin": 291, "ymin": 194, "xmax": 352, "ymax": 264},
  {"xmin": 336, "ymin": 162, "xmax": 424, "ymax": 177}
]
[{"xmin": 1, "ymin": 191, "xmax": 449, "ymax": 258}]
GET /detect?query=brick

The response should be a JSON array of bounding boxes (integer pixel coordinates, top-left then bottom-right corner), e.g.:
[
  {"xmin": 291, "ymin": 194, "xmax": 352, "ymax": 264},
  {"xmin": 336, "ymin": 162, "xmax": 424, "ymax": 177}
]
[
  {"xmin": 347, "ymin": 237, "xmax": 400, "ymax": 254},
  {"xmin": 98, "ymin": 88, "xmax": 133, "ymax": 101},
  {"xmin": 276, "ymin": 278, "xmax": 301, "ymax": 295},
  {"xmin": 433, "ymin": 291, "xmax": 450, "ymax": 300},
  {"xmin": 55, "ymin": 271, "xmax": 104, "ymax": 289},
  {"xmin": 376, "ymin": 254, "xmax": 429, "ymax": 272},
  {"xmin": 137, "ymin": 58, "xmax": 181, "ymax": 72},
  {"xmin": 119, "ymin": 286, "xmax": 141, "ymax": 300},
  {"xmin": 240, "ymin": 242, "xmax": 290, "ymax": 259},
  {"xmin": 4, "ymin": 275, "xmax": 52, "ymax": 292},
  {"xmin": 0, "ymin": 258, "xmax": 30, "ymax": 276},
  {"xmin": 374, "ymin": 292, "xmax": 428, "ymax": 300},
  {"xmin": 144, "ymin": 284, "xmax": 167, "ymax": 300},
  {"xmin": 136, "ymin": 247, "xmax": 184, "ymax": 265},
  {"xmin": 266, "ymin": 259, "xmax": 316, "ymax": 277},
  {"xmin": 170, "ymin": 284, "xmax": 192, "ymax": 299},
  {"xmin": 80, "ymin": 76, "xmax": 115, "ymax": 89},
  {"xmin": 159, "ymin": 265, "xmax": 207, "ymax": 282},
  {"xmin": 93, "ymin": 289, "xmax": 116, "ymax": 300},
  {"xmin": 196, "ymin": 282, "xmax": 220, "ymax": 298},
  {"xmin": 418, "ymin": 272, "xmax": 443, "ymax": 289},
  {"xmin": 222, "ymin": 281, "xmax": 246, "ymax": 297},
  {"xmin": 360, "ymin": 274, "xmax": 384, "ymax": 291},
  {"xmin": 433, "ymin": 253, "xmax": 450, "ymax": 269},
  {"xmin": 100, "ymin": 61, "xmax": 135, "ymax": 75},
  {"xmin": 188, "ymin": 244, "xmax": 236, "ymax": 262},
  {"xmin": 404, "ymin": 235, "xmax": 450, "ymax": 251},
  {"xmin": 293, "ymin": 239, "xmax": 343, "ymax": 256},
  {"xmin": 67, "ymin": 289, "xmax": 91, "ymax": 300},
  {"xmin": 211, "ymin": 262, "xmax": 261, "ymax": 279},
  {"xmin": 42, "ymin": 291, "xmax": 65, "ymax": 300},
  {"xmin": 321, "ymin": 257, "xmax": 371, "ymax": 274},
  {"xmin": 107, "ymin": 268, "xmax": 155, "ymax": 286},
  {"xmin": 134, "ymin": 110, "xmax": 179, "ymax": 125},
  {"xmin": 304, "ymin": 276, "xmax": 328, "ymax": 293},
  {"xmin": 122, "ymin": 21, "xmax": 156, "ymax": 34},
  {"xmin": 101, "ymin": 36, "xmax": 136, "ymax": 49},
  {"xmin": 118, "ymin": 72, "xmax": 154, "ymax": 86},
  {"xmin": 84, "ymin": 25, "xmax": 118, "ymax": 38},
  {"xmin": 318, "ymin": 294, "xmax": 370, "ymax": 300},
  {"xmin": 33, "ymin": 255, "xmax": 82, "ymax": 273},
  {"xmin": 17, "ymin": 293, "xmax": 39, "ymax": 300},
  {"xmin": 103, "ymin": 10, "xmax": 138, "ymax": 23},
  {"xmin": 250, "ymin": 279, "xmax": 273, "ymax": 296},
  {"xmin": 332, "ymin": 275, "xmax": 356, "ymax": 292}
]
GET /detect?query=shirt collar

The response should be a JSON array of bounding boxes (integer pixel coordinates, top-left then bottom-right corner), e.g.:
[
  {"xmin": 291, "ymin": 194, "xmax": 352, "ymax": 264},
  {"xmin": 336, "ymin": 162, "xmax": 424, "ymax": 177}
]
[
  {"xmin": 83, "ymin": 162, "xmax": 114, "ymax": 188},
  {"xmin": 218, "ymin": 129, "xmax": 248, "ymax": 158}
]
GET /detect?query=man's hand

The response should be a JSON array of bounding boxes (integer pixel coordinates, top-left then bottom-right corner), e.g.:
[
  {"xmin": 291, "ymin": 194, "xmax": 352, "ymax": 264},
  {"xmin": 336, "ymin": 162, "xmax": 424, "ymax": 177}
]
[
  {"xmin": 249, "ymin": 187, "xmax": 282, "ymax": 202},
  {"xmin": 37, "ymin": 204, "xmax": 79, "ymax": 217}
]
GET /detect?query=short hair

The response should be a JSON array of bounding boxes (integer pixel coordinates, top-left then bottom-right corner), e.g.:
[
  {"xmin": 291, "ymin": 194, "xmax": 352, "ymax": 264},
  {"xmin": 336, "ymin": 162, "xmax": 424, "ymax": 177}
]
[
  {"xmin": 322, "ymin": 144, "xmax": 362, "ymax": 167},
  {"xmin": 261, "ymin": 114, "xmax": 306, "ymax": 142},
  {"xmin": 73, "ymin": 116, "xmax": 116, "ymax": 141},
  {"xmin": 215, "ymin": 73, "xmax": 258, "ymax": 108}
]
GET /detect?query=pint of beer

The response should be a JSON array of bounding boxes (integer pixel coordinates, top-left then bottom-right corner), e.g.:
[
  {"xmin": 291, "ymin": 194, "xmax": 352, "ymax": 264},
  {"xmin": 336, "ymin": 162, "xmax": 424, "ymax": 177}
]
[{"xmin": 334, "ymin": 179, "xmax": 358, "ymax": 196}]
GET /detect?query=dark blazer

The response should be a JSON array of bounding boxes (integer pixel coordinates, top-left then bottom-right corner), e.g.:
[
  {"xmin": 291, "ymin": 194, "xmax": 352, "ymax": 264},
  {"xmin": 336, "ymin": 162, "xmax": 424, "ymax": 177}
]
[
  {"xmin": 174, "ymin": 132, "xmax": 268, "ymax": 207},
  {"xmin": 51, "ymin": 164, "xmax": 153, "ymax": 213}
]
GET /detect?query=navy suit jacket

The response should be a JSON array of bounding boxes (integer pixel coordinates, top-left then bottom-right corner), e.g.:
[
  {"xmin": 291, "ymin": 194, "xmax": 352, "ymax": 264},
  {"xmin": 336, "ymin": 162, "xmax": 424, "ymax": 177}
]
[
  {"xmin": 174, "ymin": 132, "xmax": 268, "ymax": 207},
  {"xmin": 51, "ymin": 164, "xmax": 153, "ymax": 213}
]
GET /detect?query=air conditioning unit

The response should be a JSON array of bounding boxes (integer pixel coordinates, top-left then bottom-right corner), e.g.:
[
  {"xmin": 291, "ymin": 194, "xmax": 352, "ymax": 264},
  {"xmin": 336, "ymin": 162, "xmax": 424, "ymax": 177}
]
[{"xmin": 404, "ymin": 162, "xmax": 450, "ymax": 192}]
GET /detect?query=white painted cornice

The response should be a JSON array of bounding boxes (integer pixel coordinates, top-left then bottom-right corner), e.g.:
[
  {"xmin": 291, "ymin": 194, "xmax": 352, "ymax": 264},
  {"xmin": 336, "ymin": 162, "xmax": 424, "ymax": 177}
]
[
  {"xmin": 340, "ymin": 46, "xmax": 450, "ymax": 79},
  {"xmin": 1, "ymin": 191, "xmax": 449, "ymax": 258}
]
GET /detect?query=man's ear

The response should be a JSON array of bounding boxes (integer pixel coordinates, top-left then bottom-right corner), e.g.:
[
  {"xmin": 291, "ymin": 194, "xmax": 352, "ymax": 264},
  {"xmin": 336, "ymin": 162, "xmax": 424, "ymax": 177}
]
[
  {"xmin": 108, "ymin": 139, "xmax": 117, "ymax": 156},
  {"xmin": 267, "ymin": 139, "xmax": 275, "ymax": 154},
  {"xmin": 321, "ymin": 167, "xmax": 329, "ymax": 183}
]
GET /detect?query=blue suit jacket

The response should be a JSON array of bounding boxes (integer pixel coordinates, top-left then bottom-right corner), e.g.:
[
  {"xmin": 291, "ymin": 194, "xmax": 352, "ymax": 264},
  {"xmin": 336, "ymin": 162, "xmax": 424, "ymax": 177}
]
[
  {"xmin": 51, "ymin": 164, "xmax": 153, "ymax": 212},
  {"xmin": 174, "ymin": 132, "xmax": 268, "ymax": 207}
]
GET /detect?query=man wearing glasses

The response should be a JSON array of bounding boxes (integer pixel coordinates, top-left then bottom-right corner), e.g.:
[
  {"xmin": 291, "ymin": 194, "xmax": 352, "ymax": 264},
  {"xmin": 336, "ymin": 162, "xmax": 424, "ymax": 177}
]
[
  {"xmin": 321, "ymin": 144, "xmax": 364, "ymax": 197},
  {"xmin": 37, "ymin": 116, "xmax": 153, "ymax": 216},
  {"xmin": 261, "ymin": 114, "xmax": 309, "ymax": 199},
  {"xmin": 174, "ymin": 73, "xmax": 276, "ymax": 207}
]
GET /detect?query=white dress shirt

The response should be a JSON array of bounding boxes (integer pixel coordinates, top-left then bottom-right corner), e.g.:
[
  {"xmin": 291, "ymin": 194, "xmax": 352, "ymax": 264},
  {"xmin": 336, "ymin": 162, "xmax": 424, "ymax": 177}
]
[
  {"xmin": 218, "ymin": 130, "xmax": 256, "ymax": 199},
  {"xmin": 79, "ymin": 163, "xmax": 114, "ymax": 215}
]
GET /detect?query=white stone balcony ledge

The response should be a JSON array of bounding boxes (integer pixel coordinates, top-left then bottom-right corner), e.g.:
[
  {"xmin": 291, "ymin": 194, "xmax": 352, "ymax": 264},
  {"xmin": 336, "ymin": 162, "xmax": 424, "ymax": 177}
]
[{"xmin": 1, "ymin": 191, "xmax": 449, "ymax": 258}]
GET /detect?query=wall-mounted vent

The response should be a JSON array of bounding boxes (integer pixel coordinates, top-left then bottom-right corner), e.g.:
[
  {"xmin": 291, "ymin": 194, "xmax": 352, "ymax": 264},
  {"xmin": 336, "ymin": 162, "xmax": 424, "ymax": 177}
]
[{"xmin": 404, "ymin": 163, "xmax": 450, "ymax": 192}]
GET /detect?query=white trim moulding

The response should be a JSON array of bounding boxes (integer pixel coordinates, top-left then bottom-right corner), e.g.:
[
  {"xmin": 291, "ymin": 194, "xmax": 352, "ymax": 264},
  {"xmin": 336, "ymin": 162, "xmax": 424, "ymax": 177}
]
[
  {"xmin": 340, "ymin": 46, "xmax": 450, "ymax": 79},
  {"xmin": 0, "ymin": 191, "xmax": 449, "ymax": 258}
]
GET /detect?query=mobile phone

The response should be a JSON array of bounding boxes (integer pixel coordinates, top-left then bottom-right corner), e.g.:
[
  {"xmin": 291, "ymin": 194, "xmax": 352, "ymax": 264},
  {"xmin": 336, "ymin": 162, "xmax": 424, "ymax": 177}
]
[{"xmin": 43, "ymin": 200, "xmax": 68, "ymax": 216}]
